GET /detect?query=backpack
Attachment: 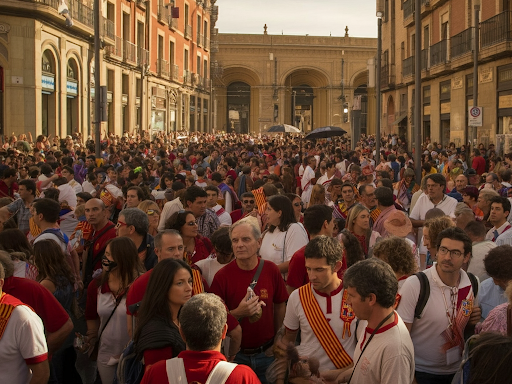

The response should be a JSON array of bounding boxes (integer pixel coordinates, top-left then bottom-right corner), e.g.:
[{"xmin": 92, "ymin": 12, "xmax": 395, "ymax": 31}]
[
  {"xmin": 114, "ymin": 340, "xmax": 144, "ymax": 384},
  {"xmin": 414, "ymin": 271, "xmax": 479, "ymax": 319}
]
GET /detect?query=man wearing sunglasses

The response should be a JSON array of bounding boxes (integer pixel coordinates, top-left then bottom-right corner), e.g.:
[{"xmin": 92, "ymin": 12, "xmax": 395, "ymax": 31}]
[{"xmin": 230, "ymin": 192, "xmax": 257, "ymax": 224}]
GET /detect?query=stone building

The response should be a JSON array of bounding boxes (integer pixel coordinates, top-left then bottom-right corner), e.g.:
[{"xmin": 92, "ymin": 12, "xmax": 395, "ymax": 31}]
[
  {"xmin": 380, "ymin": 0, "xmax": 512, "ymax": 152},
  {"xmin": 212, "ymin": 28, "xmax": 377, "ymax": 138},
  {"xmin": 0, "ymin": 0, "xmax": 216, "ymax": 139}
]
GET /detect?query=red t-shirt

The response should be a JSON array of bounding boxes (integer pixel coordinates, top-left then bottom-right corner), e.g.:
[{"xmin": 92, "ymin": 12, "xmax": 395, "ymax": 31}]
[
  {"xmin": 85, "ymin": 278, "xmax": 111, "ymax": 320},
  {"xmin": 189, "ymin": 236, "xmax": 213, "ymax": 265},
  {"xmin": 230, "ymin": 209, "xmax": 244, "ymax": 223},
  {"xmin": 3, "ymin": 276, "xmax": 69, "ymax": 333},
  {"xmin": 0, "ymin": 180, "xmax": 18, "ymax": 198},
  {"xmin": 210, "ymin": 259, "xmax": 289, "ymax": 349},
  {"xmin": 88, "ymin": 221, "xmax": 117, "ymax": 271},
  {"xmin": 287, "ymin": 246, "xmax": 347, "ymax": 289},
  {"xmin": 472, "ymin": 156, "xmax": 486, "ymax": 175},
  {"xmin": 140, "ymin": 350, "xmax": 260, "ymax": 384}
]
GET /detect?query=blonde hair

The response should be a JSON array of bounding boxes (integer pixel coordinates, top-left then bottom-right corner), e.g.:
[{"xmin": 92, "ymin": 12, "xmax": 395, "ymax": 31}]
[
  {"xmin": 424, "ymin": 216, "xmax": 455, "ymax": 247},
  {"xmin": 309, "ymin": 184, "xmax": 326, "ymax": 207},
  {"xmin": 346, "ymin": 204, "xmax": 369, "ymax": 232},
  {"xmin": 138, "ymin": 200, "xmax": 161, "ymax": 215}
]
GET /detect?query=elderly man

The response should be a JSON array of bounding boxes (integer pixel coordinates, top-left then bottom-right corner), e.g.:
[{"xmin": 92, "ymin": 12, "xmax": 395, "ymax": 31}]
[
  {"xmin": 359, "ymin": 184, "xmax": 380, "ymax": 227},
  {"xmin": 230, "ymin": 192, "xmax": 257, "ymax": 223},
  {"xmin": 210, "ymin": 217, "xmax": 288, "ymax": 383},
  {"xmin": 0, "ymin": 262, "xmax": 50, "ymax": 384},
  {"xmin": 140, "ymin": 294, "xmax": 259, "ymax": 384},
  {"xmin": 116, "ymin": 208, "xmax": 156, "ymax": 271}
]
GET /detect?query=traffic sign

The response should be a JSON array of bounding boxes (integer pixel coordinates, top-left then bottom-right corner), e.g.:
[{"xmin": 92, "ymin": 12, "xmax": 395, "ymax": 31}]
[{"xmin": 468, "ymin": 106, "xmax": 482, "ymax": 127}]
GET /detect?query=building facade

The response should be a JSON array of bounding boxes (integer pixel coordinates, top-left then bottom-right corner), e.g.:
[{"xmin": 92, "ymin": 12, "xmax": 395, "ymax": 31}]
[
  {"xmin": 380, "ymin": 0, "xmax": 512, "ymax": 152},
  {"xmin": 212, "ymin": 30, "xmax": 377, "ymax": 138},
  {"xmin": 0, "ymin": 0, "xmax": 216, "ymax": 139}
]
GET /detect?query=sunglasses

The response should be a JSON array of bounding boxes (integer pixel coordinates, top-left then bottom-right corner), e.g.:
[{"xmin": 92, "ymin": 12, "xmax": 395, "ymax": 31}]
[
  {"xmin": 294, "ymin": 202, "xmax": 304, "ymax": 207},
  {"xmin": 185, "ymin": 221, "xmax": 198, "ymax": 226},
  {"xmin": 115, "ymin": 220, "xmax": 128, "ymax": 228},
  {"xmin": 243, "ymin": 200, "xmax": 255, "ymax": 204},
  {"xmin": 146, "ymin": 209, "xmax": 157, "ymax": 216}
]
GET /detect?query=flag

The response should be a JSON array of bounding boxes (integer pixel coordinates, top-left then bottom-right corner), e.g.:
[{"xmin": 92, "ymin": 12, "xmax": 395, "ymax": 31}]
[{"xmin": 171, "ymin": 6, "xmax": 180, "ymax": 18}]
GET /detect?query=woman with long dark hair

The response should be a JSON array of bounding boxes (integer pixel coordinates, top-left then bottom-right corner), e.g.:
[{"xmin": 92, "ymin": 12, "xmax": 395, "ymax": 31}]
[
  {"xmin": 260, "ymin": 195, "xmax": 308, "ymax": 275},
  {"xmin": 165, "ymin": 210, "xmax": 212, "ymax": 265},
  {"xmin": 84, "ymin": 237, "xmax": 143, "ymax": 384},
  {"xmin": 346, "ymin": 204, "xmax": 381, "ymax": 258},
  {"xmin": 134, "ymin": 258, "xmax": 192, "ymax": 370}
]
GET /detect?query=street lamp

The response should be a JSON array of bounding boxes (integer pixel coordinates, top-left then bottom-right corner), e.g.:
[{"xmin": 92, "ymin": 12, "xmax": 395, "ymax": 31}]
[{"xmin": 375, "ymin": 11, "xmax": 383, "ymax": 161}]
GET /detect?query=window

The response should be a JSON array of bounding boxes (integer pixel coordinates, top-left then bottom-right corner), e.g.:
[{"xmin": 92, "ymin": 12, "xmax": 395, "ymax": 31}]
[
  {"xmin": 203, "ymin": 59, "xmax": 208, "ymax": 79},
  {"xmin": 440, "ymin": 80, "xmax": 451, "ymax": 101},
  {"xmin": 169, "ymin": 41, "xmax": 175, "ymax": 65},
  {"xmin": 196, "ymin": 56, "xmax": 201, "ymax": 74},
  {"xmin": 184, "ymin": 49, "xmax": 189, "ymax": 70}
]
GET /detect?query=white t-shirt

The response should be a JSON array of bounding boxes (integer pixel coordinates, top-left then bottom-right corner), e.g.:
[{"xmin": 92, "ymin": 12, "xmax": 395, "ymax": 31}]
[
  {"xmin": 0, "ymin": 304, "xmax": 48, "ymax": 384},
  {"xmin": 260, "ymin": 223, "xmax": 308, "ymax": 267},
  {"xmin": 397, "ymin": 264, "xmax": 475, "ymax": 374},
  {"xmin": 409, "ymin": 194, "xmax": 458, "ymax": 221},
  {"xmin": 158, "ymin": 197, "xmax": 184, "ymax": 232},
  {"xmin": 194, "ymin": 256, "xmax": 229, "ymax": 287},
  {"xmin": 212, "ymin": 204, "xmax": 232, "ymax": 227},
  {"xmin": 82, "ymin": 181, "xmax": 97, "ymax": 197},
  {"xmin": 469, "ymin": 241, "xmax": 496, "ymax": 281},
  {"xmin": 351, "ymin": 313, "xmax": 414, "ymax": 384},
  {"xmin": 68, "ymin": 179, "xmax": 83, "ymax": 194},
  {"xmin": 283, "ymin": 284, "xmax": 360, "ymax": 371}
]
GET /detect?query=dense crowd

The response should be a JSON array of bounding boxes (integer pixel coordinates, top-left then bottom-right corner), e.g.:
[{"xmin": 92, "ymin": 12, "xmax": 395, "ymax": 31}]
[{"xmin": 1, "ymin": 130, "xmax": 512, "ymax": 384}]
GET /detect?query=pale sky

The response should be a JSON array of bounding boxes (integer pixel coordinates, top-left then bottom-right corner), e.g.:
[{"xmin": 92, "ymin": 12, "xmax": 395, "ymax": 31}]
[{"xmin": 215, "ymin": 0, "xmax": 378, "ymax": 38}]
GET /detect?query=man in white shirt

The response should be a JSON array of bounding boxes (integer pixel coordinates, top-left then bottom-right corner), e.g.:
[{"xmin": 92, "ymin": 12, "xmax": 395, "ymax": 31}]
[
  {"xmin": 397, "ymin": 227, "xmax": 481, "ymax": 384},
  {"xmin": 301, "ymin": 156, "xmax": 316, "ymax": 205},
  {"xmin": 281, "ymin": 236, "xmax": 359, "ymax": 372},
  {"xmin": 465, "ymin": 221, "xmax": 496, "ymax": 281},
  {"xmin": 158, "ymin": 182, "xmax": 186, "ymax": 232},
  {"xmin": 316, "ymin": 161, "xmax": 336, "ymax": 189},
  {"xmin": 410, "ymin": 174, "xmax": 458, "ymax": 228},
  {"xmin": 61, "ymin": 166, "xmax": 83, "ymax": 194},
  {"xmin": 323, "ymin": 258, "xmax": 414, "ymax": 384},
  {"xmin": 205, "ymin": 186, "xmax": 232, "ymax": 227},
  {"xmin": 486, "ymin": 196, "xmax": 512, "ymax": 242}
]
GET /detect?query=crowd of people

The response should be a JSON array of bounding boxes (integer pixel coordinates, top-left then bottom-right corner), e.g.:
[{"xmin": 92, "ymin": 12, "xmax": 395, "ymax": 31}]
[{"xmin": 1, "ymin": 130, "xmax": 512, "ymax": 384}]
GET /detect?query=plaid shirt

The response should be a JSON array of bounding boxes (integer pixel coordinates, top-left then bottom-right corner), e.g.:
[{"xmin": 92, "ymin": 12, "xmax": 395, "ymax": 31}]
[
  {"xmin": 197, "ymin": 208, "xmax": 220, "ymax": 238},
  {"xmin": 7, "ymin": 198, "xmax": 33, "ymax": 235}
]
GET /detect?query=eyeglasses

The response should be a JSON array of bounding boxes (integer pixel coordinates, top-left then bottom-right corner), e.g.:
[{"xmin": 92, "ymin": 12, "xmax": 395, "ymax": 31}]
[
  {"xmin": 115, "ymin": 220, "xmax": 128, "ymax": 229},
  {"xmin": 294, "ymin": 202, "xmax": 304, "ymax": 207},
  {"xmin": 438, "ymin": 246, "xmax": 463, "ymax": 258},
  {"xmin": 146, "ymin": 209, "xmax": 157, "ymax": 216},
  {"xmin": 185, "ymin": 221, "xmax": 198, "ymax": 226},
  {"xmin": 243, "ymin": 200, "xmax": 255, "ymax": 204}
]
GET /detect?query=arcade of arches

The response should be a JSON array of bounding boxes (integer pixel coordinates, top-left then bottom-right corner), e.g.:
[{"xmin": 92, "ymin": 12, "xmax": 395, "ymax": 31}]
[{"xmin": 213, "ymin": 33, "xmax": 377, "ymax": 138}]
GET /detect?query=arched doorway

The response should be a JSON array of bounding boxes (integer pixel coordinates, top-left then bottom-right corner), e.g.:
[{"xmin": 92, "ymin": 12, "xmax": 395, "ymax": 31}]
[
  {"xmin": 292, "ymin": 85, "xmax": 314, "ymax": 132},
  {"xmin": 42, "ymin": 50, "xmax": 57, "ymax": 137},
  {"xmin": 66, "ymin": 58, "xmax": 79, "ymax": 135},
  {"xmin": 387, "ymin": 96, "xmax": 395, "ymax": 135},
  {"xmin": 353, "ymin": 85, "xmax": 368, "ymax": 135},
  {"xmin": 227, "ymin": 82, "xmax": 250, "ymax": 133}
]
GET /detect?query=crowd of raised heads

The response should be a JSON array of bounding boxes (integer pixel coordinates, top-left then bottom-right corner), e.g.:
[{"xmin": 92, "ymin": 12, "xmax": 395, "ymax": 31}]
[{"xmin": 1, "ymin": 130, "xmax": 512, "ymax": 384}]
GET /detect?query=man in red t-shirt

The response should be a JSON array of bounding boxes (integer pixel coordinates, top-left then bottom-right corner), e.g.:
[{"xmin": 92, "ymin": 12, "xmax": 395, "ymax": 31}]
[
  {"xmin": 210, "ymin": 217, "xmax": 288, "ymax": 383},
  {"xmin": 230, "ymin": 192, "xmax": 257, "ymax": 224},
  {"xmin": 287, "ymin": 205, "xmax": 348, "ymax": 294},
  {"xmin": 472, "ymin": 149, "xmax": 486, "ymax": 175},
  {"xmin": 140, "ymin": 294, "xmax": 259, "ymax": 384},
  {"xmin": 0, "ymin": 168, "xmax": 18, "ymax": 199},
  {"xmin": 83, "ymin": 198, "xmax": 117, "ymax": 287},
  {"xmin": 0, "ymin": 253, "xmax": 73, "ymax": 357}
]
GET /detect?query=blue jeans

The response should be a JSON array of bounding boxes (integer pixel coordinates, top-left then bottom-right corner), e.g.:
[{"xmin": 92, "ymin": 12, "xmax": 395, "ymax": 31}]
[
  {"xmin": 415, "ymin": 371, "xmax": 455, "ymax": 384},
  {"xmin": 235, "ymin": 351, "xmax": 274, "ymax": 384}
]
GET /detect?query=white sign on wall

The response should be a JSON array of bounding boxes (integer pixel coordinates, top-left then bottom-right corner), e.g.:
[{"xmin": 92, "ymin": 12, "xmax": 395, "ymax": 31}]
[{"xmin": 468, "ymin": 106, "xmax": 482, "ymax": 127}]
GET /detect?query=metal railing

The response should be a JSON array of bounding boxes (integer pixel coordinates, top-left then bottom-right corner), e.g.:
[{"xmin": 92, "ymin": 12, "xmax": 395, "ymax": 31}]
[
  {"xmin": 135, "ymin": 0, "xmax": 146, "ymax": 8},
  {"xmin": 137, "ymin": 47, "xmax": 149, "ymax": 67},
  {"xmin": 157, "ymin": 58, "xmax": 170, "ymax": 78},
  {"xmin": 403, "ymin": 0, "xmax": 414, "ymax": 19},
  {"xmin": 123, "ymin": 40, "xmax": 137, "ymax": 63},
  {"xmin": 421, "ymin": 48, "xmax": 429, "ymax": 70},
  {"xmin": 169, "ymin": 17, "xmax": 178, "ymax": 30},
  {"xmin": 451, "ymin": 27, "xmax": 473, "ymax": 58},
  {"xmin": 103, "ymin": 19, "xmax": 115, "ymax": 41},
  {"xmin": 402, "ymin": 56, "xmax": 415, "ymax": 77},
  {"xmin": 184, "ymin": 70, "xmax": 191, "ymax": 84},
  {"xmin": 158, "ymin": 5, "xmax": 168, "ymax": 23},
  {"xmin": 185, "ymin": 24, "xmax": 192, "ymax": 39},
  {"xmin": 204, "ymin": 37, "xmax": 210, "ymax": 51},
  {"xmin": 68, "ymin": 0, "xmax": 94, "ymax": 28},
  {"xmin": 197, "ymin": 33, "xmax": 204, "ymax": 47},
  {"xmin": 105, "ymin": 36, "xmax": 123, "ymax": 58},
  {"xmin": 430, "ymin": 39, "xmax": 448, "ymax": 66},
  {"xmin": 481, "ymin": 11, "xmax": 512, "ymax": 48},
  {"xmin": 172, "ymin": 64, "xmax": 180, "ymax": 81}
]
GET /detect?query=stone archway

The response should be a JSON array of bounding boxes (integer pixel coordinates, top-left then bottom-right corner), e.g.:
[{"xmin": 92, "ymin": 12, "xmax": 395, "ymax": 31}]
[
  {"xmin": 283, "ymin": 68, "xmax": 330, "ymax": 132},
  {"xmin": 41, "ymin": 49, "xmax": 58, "ymax": 137}
]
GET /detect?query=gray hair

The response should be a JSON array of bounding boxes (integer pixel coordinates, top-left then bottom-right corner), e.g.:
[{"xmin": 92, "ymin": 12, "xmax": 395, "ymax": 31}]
[
  {"xmin": 0, "ymin": 250, "xmax": 15, "ymax": 278},
  {"xmin": 179, "ymin": 293, "xmax": 227, "ymax": 351},
  {"xmin": 120, "ymin": 208, "xmax": 149, "ymax": 236},
  {"xmin": 229, "ymin": 216, "xmax": 261, "ymax": 241},
  {"xmin": 154, "ymin": 229, "xmax": 182, "ymax": 249}
]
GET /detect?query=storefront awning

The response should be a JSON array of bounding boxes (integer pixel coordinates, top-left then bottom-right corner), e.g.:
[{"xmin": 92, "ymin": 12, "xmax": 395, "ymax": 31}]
[{"xmin": 392, "ymin": 113, "xmax": 407, "ymax": 125}]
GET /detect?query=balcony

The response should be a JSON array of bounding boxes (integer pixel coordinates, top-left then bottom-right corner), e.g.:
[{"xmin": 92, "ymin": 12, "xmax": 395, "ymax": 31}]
[
  {"xmin": 123, "ymin": 40, "xmax": 137, "ymax": 64},
  {"xmin": 135, "ymin": 0, "xmax": 146, "ymax": 9},
  {"xmin": 137, "ymin": 47, "xmax": 149, "ymax": 67},
  {"xmin": 157, "ymin": 58, "xmax": 170, "ymax": 78},
  {"xmin": 169, "ymin": 16, "xmax": 178, "ymax": 30},
  {"xmin": 403, "ymin": 0, "xmax": 414, "ymax": 25},
  {"xmin": 380, "ymin": 64, "xmax": 395, "ymax": 89},
  {"xmin": 105, "ymin": 36, "xmax": 123, "ymax": 59},
  {"xmin": 197, "ymin": 33, "xmax": 204, "ymax": 47},
  {"xmin": 185, "ymin": 24, "xmax": 192, "ymax": 39},
  {"xmin": 204, "ymin": 37, "xmax": 210, "ymax": 51},
  {"xmin": 402, "ymin": 56, "xmax": 415, "ymax": 78},
  {"xmin": 184, "ymin": 70, "xmax": 191, "ymax": 84},
  {"xmin": 68, "ymin": 0, "xmax": 94, "ymax": 28},
  {"xmin": 421, "ymin": 48, "xmax": 429, "ymax": 71},
  {"xmin": 158, "ymin": 5, "xmax": 168, "ymax": 24},
  {"xmin": 481, "ymin": 11, "xmax": 512, "ymax": 48},
  {"xmin": 103, "ymin": 19, "xmax": 115, "ymax": 43},
  {"xmin": 451, "ymin": 28, "xmax": 473, "ymax": 59},
  {"xmin": 197, "ymin": 75, "xmax": 204, "ymax": 88},
  {"xmin": 172, "ymin": 64, "xmax": 179, "ymax": 81},
  {"xmin": 430, "ymin": 39, "xmax": 448, "ymax": 67}
]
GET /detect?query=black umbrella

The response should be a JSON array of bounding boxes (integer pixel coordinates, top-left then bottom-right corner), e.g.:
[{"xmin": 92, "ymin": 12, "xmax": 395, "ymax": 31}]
[
  {"xmin": 267, "ymin": 124, "xmax": 301, "ymax": 133},
  {"xmin": 305, "ymin": 126, "xmax": 347, "ymax": 140}
]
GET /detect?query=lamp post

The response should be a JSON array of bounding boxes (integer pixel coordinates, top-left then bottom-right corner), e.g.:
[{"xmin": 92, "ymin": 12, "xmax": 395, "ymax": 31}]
[
  {"xmin": 414, "ymin": 0, "xmax": 422, "ymax": 183},
  {"xmin": 93, "ymin": 0, "xmax": 101, "ymax": 158},
  {"xmin": 470, "ymin": 0, "xmax": 480, "ymax": 152},
  {"xmin": 376, "ymin": 11, "xmax": 383, "ymax": 161}
]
